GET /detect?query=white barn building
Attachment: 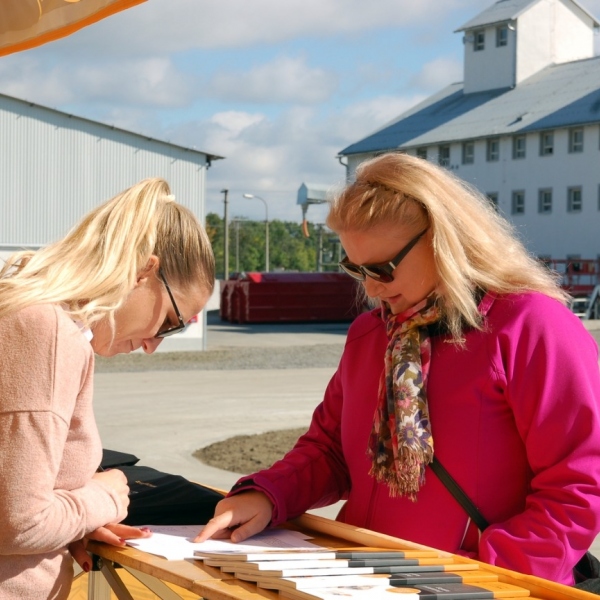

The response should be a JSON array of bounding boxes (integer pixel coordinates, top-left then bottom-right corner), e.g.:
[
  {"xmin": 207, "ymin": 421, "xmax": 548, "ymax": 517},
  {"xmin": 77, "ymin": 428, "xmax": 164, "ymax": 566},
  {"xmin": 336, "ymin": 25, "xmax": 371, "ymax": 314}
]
[
  {"xmin": 338, "ymin": 0, "xmax": 600, "ymax": 264},
  {"xmin": 0, "ymin": 92, "xmax": 222, "ymax": 351}
]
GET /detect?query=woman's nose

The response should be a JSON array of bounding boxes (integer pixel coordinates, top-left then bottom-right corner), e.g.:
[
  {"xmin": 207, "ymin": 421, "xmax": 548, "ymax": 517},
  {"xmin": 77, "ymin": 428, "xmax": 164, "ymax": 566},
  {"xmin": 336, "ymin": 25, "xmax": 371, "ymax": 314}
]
[
  {"xmin": 362, "ymin": 276, "xmax": 385, "ymax": 298},
  {"xmin": 142, "ymin": 337, "xmax": 163, "ymax": 354}
]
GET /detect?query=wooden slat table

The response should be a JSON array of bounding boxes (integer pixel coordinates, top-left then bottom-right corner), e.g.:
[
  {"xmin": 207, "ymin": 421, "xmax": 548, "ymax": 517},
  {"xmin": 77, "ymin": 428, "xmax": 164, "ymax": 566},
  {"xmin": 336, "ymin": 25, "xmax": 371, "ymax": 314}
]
[{"xmin": 86, "ymin": 512, "xmax": 597, "ymax": 600}]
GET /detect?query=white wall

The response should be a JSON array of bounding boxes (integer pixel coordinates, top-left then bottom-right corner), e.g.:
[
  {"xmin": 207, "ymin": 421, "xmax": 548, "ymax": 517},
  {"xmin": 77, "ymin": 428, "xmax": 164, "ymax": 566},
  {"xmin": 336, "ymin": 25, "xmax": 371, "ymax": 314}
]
[
  {"xmin": 0, "ymin": 94, "xmax": 209, "ymax": 245},
  {"xmin": 463, "ymin": 24, "xmax": 517, "ymax": 93},
  {"xmin": 349, "ymin": 124, "xmax": 600, "ymax": 260},
  {"xmin": 462, "ymin": 0, "xmax": 595, "ymax": 93},
  {"xmin": 553, "ymin": 0, "xmax": 595, "ymax": 65},
  {"xmin": 517, "ymin": 0, "xmax": 554, "ymax": 84},
  {"xmin": 0, "ymin": 95, "xmax": 215, "ymax": 351}
]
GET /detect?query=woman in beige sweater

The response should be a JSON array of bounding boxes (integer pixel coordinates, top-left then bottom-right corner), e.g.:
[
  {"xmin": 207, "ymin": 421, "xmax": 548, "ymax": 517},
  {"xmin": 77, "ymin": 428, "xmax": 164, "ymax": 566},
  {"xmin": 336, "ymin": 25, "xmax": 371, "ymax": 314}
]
[{"xmin": 0, "ymin": 178, "xmax": 215, "ymax": 599}]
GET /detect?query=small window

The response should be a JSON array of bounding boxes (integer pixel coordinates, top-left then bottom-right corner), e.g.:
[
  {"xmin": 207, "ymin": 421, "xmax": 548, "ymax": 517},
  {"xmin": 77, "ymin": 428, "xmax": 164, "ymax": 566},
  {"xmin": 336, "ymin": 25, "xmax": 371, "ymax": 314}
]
[
  {"xmin": 512, "ymin": 135, "xmax": 526, "ymax": 159},
  {"xmin": 567, "ymin": 254, "xmax": 582, "ymax": 274},
  {"xmin": 487, "ymin": 192, "xmax": 499, "ymax": 210},
  {"xmin": 496, "ymin": 26, "xmax": 508, "ymax": 47},
  {"xmin": 462, "ymin": 141, "xmax": 474, "ymax": 164},
  {"xmin": 540, "ymin": 131, "xmax": 554, "ymax": 156},
  {"xmin": 486, "ymin": 138, "xmax": 500, "ymax": 162},
  {"xmin": 569, "ymin": 128, "xmax": 584, "ymax": 153},
  {"xmin": 474, "ymin": 30, "xmax": 485, "ymax": 51},
  {"xmin": 416, "ymin": 147, "xmax": 427, "ymax": 160},
  {"xmin": 438, "ymin": 145, "xmax": 450, "ymax": 167},
  {"xmin": 512, "ymin": 191, "xmax": 525, "ymax": 215},
  {"xmin": 538, "ymin": 188, "xmax": 553, "ymax": 213},
  {"xmin": 598, "ymin": 184, "xmax": 600, "ymax": 211},
  {"xmin": 567, "ymin": 187, "xmax": 582, "ymax": 212}
]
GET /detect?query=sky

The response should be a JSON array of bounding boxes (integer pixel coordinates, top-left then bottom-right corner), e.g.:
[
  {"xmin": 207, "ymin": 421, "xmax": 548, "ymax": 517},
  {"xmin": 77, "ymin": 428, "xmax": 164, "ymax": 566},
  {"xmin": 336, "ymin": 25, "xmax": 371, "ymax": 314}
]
[{"xmin": 1, "ymin": 0, "xmax": 600, "ymax": 224}]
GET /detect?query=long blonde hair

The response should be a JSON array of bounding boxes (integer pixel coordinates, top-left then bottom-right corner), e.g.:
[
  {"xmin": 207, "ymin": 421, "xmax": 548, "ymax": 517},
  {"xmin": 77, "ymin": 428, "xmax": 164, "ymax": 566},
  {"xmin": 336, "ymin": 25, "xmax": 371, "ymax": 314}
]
[
  {"xmin": 0, "ymin": 178, "xmax": 215, "ymax": 329},
  {"xmin": 327, "ymin": 153, "xmax": 567, "ymax": 341}
]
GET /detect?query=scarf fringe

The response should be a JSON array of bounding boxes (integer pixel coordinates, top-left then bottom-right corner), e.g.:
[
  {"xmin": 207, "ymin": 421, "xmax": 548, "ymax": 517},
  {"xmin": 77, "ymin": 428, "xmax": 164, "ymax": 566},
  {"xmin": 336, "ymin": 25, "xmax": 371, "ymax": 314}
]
[{"xmin": 368, "ymin": 446, "xmax": 432, "ymax": 501}]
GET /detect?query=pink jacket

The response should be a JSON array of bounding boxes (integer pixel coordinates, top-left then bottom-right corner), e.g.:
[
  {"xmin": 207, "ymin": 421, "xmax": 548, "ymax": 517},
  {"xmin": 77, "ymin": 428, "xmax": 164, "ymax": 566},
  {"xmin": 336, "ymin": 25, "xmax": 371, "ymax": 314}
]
[
  {"xmin": 0, "ymin": 305, "xmax": 126, "ymax": 600},
  {"xmin": 232, "ymin": 293, "xmax": 600, "ymax": 585}
]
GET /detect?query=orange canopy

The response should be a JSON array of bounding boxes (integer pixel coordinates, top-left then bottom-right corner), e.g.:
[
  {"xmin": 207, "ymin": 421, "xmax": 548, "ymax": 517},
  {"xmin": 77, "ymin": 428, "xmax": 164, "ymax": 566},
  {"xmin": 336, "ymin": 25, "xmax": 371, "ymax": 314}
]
[{"xmin": 0, "ymin": 0, "xmax": 146, "ymax": 57}]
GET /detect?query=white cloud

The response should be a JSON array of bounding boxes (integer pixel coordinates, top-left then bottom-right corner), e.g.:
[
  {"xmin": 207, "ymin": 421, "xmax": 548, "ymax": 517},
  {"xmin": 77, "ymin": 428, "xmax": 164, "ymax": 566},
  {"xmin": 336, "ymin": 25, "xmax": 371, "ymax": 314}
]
[
  {"xmin": 163, "ymin": 93, "xmax": 427, "ymax": 222},
  {"xmin": 209, "ymin": 56, "xmax": 337, "ymax": 104},
  {"xmin": 410, "ymin": 57, "xmax": 463, "ymax": 91},
  {"xmin": 38, "ymin": 0, "xmax": 486, "ymax": 56},
  {"xmin": 75, "ymin": 58, "xmax": 192, "ymax": 106},
  {"xmin": 0, "ymin": 54, "xmax": 192, "ymax": 108}
]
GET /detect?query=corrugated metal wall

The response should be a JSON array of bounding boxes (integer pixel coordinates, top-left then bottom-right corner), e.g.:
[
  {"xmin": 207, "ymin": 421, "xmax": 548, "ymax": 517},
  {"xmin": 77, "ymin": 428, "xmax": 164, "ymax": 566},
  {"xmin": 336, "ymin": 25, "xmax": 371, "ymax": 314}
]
[
  {"xmin": 0, "ymin": 93, "xmax": 216, "ymax": 351},
  {"xmin": 0, "ymin": 93, "xmax": 208, "ymax": 245}
]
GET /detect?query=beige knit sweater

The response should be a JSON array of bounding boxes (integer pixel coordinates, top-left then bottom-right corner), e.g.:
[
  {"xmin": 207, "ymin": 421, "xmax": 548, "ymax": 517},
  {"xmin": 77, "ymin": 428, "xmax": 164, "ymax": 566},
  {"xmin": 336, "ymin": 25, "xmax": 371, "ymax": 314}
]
[{"xmin": 0, "ymin": 304, "xmax": 127, "ymax": 599}]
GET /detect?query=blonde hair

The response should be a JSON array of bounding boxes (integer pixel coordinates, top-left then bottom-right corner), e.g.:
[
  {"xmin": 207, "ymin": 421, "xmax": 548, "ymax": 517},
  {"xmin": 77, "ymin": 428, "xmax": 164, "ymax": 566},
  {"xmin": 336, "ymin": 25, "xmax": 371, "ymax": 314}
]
[
  {"xmin": 327, "ymin": 152, "xmax": 567, "ymax": 341},
  {"xmin": 0, "ymin": 178, "xmax": 215, "ymax": 329}
]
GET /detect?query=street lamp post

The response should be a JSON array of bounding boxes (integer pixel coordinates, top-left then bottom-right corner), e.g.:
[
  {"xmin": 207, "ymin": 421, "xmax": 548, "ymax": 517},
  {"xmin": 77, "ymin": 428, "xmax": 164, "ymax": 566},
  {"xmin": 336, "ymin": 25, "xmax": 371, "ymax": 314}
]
[
  {"xmin": 243, "ymin": 193, "xmax": 270, "ymax": 273},
  {"xmin": 221, "ymin": 188, "xmax": 229, "ymax": 279}
]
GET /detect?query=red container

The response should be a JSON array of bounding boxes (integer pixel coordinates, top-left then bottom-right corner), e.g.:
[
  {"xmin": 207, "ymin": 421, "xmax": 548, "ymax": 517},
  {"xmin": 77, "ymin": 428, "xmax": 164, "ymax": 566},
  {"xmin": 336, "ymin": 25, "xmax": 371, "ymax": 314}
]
[
  {"xmin": 223, "ymin": 272, "xmax": 362, "ymax": 323},
  {"xmin": 219, "ymin": 279, "xmax": 236, "ymax": 321}
]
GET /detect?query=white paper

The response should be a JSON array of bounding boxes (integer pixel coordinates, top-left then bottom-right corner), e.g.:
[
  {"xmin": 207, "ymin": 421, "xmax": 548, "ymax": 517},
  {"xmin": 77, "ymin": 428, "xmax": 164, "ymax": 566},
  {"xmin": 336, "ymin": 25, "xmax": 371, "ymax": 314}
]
[{"xmin": 125, "ymin": 525, "xmax": 319, "ymax": 561}]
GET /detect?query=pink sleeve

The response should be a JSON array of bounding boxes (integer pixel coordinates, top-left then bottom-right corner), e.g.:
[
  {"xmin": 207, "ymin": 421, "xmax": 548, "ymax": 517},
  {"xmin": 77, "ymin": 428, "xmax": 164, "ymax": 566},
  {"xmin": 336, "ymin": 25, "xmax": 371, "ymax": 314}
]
[
  {"xmin": 479, "ymin": 299, "xmax": 600, "ymax": 584},
  {"xmin": 0, "ymin": 306, "xmax": 126, "ymax": 556},
  {"xmin": 231, "ymin": 367, "xmax": 351, "ymax": 526}
]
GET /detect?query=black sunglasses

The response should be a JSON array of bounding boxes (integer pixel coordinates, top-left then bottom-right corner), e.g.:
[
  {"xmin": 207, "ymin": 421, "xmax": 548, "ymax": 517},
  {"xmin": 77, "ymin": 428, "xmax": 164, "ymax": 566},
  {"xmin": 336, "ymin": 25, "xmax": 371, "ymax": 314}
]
[
  {"xmin": 155, "ymin": 268, "xmax": 187, "ymax": 338},
  {"xmin": 339, "ymin": 228, "xmax": 429, "ymax": 283}
]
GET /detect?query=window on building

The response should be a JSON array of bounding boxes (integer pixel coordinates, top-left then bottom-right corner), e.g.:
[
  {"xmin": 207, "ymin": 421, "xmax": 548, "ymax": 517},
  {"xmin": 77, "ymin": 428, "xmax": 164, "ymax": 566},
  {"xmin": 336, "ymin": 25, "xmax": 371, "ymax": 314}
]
[
  {"xmin": 438, "ymin": 145, "xmax": 450, "ymax": 167},
  {"xmin": 486, "ymin": 138, "xmax": 500, "ymax": 162},
  {"xmin": 496, "ymin": 26, "xmax": 508, "ymax": 47},
  {"xmin": 538, "ymin": 188, "xmax": 553, "ymax": 213},
  {"xmin": 474, "ymin": 30, "xmax": 485, "ymax": 51},
  {"xmin": 511, "ymin": 191, "xmax": 525, "ymax": 215},
  {"xmin": 567, "ymin": 187, "xmax": 583, "ymax": 212},
  {"xmin": 540, "ymin": 131, "xmax": 554, "ymax": 156},
  {"xmin": 487, "ymin": 192, "xmax": 499, "ymax": 210},
  {"xmin": 416, "ymin": 147, "xmax": 427, "ymax": 160},
  {"xmin": 462, "ymin": 141, "xmax": 474, "ymax": 164},
  {"xmin": 568, "ymin": 128, "xmax": 584, "ymax": 153},
  {"xmin": 598, "ymin": 184, "xmax": 600, "ymax": 211},
  {"xmin": 512, "ymin": 135, "xmax": 526, "ymax": 159},
  {"xmin": 567, "ymin": 254, "xmax": 582, "ymax": 275}
]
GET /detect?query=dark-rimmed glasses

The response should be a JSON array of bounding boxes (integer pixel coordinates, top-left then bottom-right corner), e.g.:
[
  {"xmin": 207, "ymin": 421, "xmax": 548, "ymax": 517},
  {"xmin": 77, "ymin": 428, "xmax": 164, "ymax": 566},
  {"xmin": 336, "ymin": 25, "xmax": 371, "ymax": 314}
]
[
  {"xmin": 339, "ymin": 228, "xmax": 429, "ymax": 283},
  {"xmin": 155, "ymin": 268, "xmax": 186, "ymax": 338}
]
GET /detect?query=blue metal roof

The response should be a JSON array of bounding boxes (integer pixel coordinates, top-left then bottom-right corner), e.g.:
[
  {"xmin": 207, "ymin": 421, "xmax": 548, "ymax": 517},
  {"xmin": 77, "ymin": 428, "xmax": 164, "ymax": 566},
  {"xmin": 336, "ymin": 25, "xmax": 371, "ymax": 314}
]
[
  {"xmin": 455, "ymin": 0, "xmax": 598, "ymax": 31},
  {"xmin": 339, "ymin": 56, "xmax": 600, "ymax": 156}
]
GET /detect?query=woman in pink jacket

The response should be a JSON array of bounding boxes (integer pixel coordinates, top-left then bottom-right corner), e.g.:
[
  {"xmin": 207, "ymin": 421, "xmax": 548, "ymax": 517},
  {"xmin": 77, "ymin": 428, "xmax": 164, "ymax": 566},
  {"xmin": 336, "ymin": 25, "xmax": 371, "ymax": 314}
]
[
  {"xmin": 198, "ymin": 152, "xmax": 600, "ymax": 586},
  {"xmin": 0, "ymin": 178, "xmax": 215, "ymax": 599}
]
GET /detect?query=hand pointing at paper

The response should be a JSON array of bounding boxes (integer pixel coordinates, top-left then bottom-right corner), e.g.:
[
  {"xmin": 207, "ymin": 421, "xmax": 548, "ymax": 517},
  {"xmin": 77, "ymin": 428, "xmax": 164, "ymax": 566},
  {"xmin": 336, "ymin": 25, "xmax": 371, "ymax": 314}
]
[{"xmin": 194, "ymin": 491, "xmax": 273, "ymax": 543}]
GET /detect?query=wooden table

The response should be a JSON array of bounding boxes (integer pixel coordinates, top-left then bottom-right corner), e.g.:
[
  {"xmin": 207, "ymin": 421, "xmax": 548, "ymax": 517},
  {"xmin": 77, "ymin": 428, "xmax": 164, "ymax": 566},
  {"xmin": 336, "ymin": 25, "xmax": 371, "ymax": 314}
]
[{"xmin": 87, "ymin": 513, "xmax": 597, "ymax": 600}]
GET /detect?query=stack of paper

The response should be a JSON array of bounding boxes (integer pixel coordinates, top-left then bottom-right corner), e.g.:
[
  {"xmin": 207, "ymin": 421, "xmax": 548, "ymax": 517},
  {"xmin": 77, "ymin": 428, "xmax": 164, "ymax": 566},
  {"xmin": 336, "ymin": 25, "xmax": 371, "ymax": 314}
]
[{"xmin": 193, "ymin": 547, "xmax": 529, "ymax": 599}]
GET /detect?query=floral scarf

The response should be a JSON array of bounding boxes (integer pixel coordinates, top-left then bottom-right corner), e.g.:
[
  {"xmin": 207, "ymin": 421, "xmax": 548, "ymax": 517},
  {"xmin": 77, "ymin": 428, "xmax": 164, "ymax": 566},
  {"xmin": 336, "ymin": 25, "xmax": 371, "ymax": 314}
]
[{"xmin": 367, "ymin": 294, "xmax": 441, "ymax": 500}]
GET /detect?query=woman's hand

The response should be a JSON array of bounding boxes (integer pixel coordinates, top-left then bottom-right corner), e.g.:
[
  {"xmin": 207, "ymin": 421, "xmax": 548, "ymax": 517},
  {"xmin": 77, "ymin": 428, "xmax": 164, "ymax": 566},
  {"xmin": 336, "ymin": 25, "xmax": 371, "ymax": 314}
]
[
  {"xmin": 194, "ymin": 491, "xmax": 273, "ymax": 544},
  {"xmin": 92, "ymin": 469, "xmax": 130, "ymax": 517},
  {"xmin": 69, "ymin": 524, "xmax": 152, "ymax": 572}
]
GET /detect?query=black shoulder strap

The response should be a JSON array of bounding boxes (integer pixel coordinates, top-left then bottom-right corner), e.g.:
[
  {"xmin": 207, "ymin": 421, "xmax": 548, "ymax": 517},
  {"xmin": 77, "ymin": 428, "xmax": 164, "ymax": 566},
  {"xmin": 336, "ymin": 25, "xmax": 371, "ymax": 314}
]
[{"xmin": 430, "ymin": 456, "xmax": 490, "ymax": 532}]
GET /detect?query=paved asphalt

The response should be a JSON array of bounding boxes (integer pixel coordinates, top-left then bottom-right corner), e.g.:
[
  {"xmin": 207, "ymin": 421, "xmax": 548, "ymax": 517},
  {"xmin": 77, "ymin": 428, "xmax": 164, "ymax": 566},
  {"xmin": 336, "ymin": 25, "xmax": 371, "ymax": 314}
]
[
  {"xmin": 92, "ymin": 312, "xmax": 600, "ymax": 553},
  {"xmin": 93, "ymin": 312, "xmax": 348, "ymax": 519}
]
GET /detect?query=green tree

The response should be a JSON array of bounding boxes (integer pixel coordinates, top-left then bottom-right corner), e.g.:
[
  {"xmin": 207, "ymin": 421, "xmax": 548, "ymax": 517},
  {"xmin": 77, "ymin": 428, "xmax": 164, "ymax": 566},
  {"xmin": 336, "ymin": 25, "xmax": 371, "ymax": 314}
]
[{"xmin": 205, "ymin": 213, "xmax": 340, "ymax": 279}]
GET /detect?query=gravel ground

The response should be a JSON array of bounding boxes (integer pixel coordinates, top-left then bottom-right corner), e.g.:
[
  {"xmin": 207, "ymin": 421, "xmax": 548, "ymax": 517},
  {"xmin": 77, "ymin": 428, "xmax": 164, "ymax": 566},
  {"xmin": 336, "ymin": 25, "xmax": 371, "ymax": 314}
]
[
  {"xmin": 94, "ymin": 344, "xmax": 345, "ymax": 372},
  {"xmin": 194, "ymin": 427, "xmax": 308, "ymax": 474},
  {"xmin": 94, "ymin": 338, "xmax": 345, "ymax": 471},
  {"xmin": 94, "ymin": 324, "xmax": 600, "ymax": 473}
]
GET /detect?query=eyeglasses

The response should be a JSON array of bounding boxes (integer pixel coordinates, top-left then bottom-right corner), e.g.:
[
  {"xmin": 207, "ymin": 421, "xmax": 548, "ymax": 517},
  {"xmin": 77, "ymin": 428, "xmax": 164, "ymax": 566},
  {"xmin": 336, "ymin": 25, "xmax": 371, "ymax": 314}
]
[
  {"xmin": 155, "ymin": 268, "xmax": 187, "ymax": 338},
  {"xmin": 339, "ymin": 228, "xmax": 429, "ymax": 283}
]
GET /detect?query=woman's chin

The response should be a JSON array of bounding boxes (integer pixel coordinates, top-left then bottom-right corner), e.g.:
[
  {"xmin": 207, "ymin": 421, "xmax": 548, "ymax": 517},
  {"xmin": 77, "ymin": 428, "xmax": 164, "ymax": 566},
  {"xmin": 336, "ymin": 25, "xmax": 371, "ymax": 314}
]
[{"xmin": 92, "ymin": 341, "xmax": 130, "ymax": 357}]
